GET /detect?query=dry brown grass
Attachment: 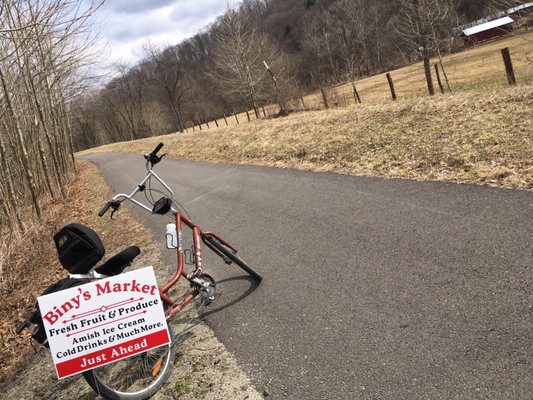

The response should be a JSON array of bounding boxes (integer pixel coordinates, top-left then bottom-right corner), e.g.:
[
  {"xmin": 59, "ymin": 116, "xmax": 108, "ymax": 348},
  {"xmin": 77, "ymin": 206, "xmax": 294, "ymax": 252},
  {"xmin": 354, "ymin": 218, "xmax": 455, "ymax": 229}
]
[
  {"xmin": 0, "ymin": 161, "xmax": 155, "ymax": 385},
  {"xmin": 190, "ymin": 31, "xmax": 533, "ymax": 126},
  {"xmin": 80, "ymin": 85, "xmax": 533, "ymax": 190},
  {"xmin": 305, "ymin": 30, "xmax": 533, "ymax": 109}
]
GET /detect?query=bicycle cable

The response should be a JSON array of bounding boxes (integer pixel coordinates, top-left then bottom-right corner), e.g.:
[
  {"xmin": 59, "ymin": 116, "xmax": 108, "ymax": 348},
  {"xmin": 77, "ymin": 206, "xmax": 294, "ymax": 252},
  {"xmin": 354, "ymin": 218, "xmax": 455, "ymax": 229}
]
[
  {"xmin": 171, "ymin": 198, "xmax": 191, "ymax": 221},
  {"xmin": 145, "ymin": 175, "xmax": 192, "ymax": 221}
]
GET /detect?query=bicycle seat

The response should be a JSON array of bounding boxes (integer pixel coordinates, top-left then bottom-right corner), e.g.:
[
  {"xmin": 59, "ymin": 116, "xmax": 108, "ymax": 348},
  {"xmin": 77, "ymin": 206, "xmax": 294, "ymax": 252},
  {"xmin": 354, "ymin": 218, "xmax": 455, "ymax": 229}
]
[{"xmin": 95, "ymin": 246, "xmax": 140, "ymax": 276}]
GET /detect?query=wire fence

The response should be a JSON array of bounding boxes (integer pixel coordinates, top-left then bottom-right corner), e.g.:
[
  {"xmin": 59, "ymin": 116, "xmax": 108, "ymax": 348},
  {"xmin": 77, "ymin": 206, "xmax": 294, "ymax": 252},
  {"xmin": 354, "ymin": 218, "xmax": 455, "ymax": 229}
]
[{"xmin": 189, "ymin": 30, "xmax": 533, "ymax": 131}]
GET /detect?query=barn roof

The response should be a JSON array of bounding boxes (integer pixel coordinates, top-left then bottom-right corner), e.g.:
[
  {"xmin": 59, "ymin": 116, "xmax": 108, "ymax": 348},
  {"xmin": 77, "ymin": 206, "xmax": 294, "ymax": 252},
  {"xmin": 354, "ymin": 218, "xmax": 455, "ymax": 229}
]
[
  {"xmin": 506, "ymin": 2, "xmax": 533, "ymax": 14},
  {"xmin": 462, "ymin": 16, "xmax": 514, "ymax": 36}
]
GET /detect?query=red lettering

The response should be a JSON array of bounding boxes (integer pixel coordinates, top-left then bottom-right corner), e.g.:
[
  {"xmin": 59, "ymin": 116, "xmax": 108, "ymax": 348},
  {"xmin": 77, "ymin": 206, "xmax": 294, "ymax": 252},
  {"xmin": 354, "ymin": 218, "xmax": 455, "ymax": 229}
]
[
  {"xmin": 61, "ymin": 301, "xmax": 74, "ymax": 314},
  {"xmin": 130, "ymin": 280, "xmax": 141, "ymax": 292},
  {"xmin": 95, "ymin": 281, "xmax": 111, "ymax": 295},
  {"xmin": 44, "ymin": 310, "xmax": 59, "ymax": 325}
]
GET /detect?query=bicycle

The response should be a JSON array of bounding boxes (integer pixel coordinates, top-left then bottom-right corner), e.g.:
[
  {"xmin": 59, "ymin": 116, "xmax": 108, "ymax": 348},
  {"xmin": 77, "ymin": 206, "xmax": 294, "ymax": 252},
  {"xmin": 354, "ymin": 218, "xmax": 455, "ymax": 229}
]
[{"xmin": 16, "ymin": 142, "xmax": 262, "ymax": 400}]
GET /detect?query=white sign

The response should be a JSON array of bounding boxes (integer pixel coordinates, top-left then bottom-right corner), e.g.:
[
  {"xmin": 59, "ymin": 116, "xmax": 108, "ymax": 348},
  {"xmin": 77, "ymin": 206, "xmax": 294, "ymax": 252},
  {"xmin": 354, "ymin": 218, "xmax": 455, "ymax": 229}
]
[{"xmin": 38, "ymin": 266, "xmax": 170, "ymax": 379}]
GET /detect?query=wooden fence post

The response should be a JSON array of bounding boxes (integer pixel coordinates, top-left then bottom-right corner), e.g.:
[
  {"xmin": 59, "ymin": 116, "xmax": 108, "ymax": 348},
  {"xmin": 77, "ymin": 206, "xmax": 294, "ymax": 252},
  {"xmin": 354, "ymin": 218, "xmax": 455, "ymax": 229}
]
[
  {"xmin": 233, "ymin": 111, "xmax": 239, "ymax": 124},
  {"xmin": 300, "ymin": 97, "xmax": 306, "ymax": 111},
  {"xmin": 320, "ymin": 87, "xmax": 329, "ymax": 109},
  {"xmin": 261, "ymin": 105, "xmax": 266, "ymax": 117},
  {"xmin": 386, "ymin": 73, "xmax": 397, "ymax": 101},
  {"xmin": 205, "ymin": 120, "xmax": 210, "ymax": 129},
  {"xmin": 424, "ymin": 56, "xmax": 435, "ymax": 96},
  {"xmin": 214, "ymin": 118, "xmax": 219, "ymax": 128},
  {"xmin": 501, "ymin": 47, "xmax": 516, "ymax": 86},
  {"xmin": 223, "ymin": 113, "xmax": 228, "ymax": 126},
  {"xmin": 434, "ymin": 64, "xmax": 445, "ymax": 94},
  {"xmin": 192, "ymin": 124, "xmax": 195, "ymax": 132},
  {"xmin": 246, "ymin": 110, "xmax": 251, "ymax": 122},
  {"xmin": 197, "ymin": 121, "xmax": 202, "ymax": 131},
  {"xmin": 352, "ymin": 82, "xmax": 362, "ymax": 104}
]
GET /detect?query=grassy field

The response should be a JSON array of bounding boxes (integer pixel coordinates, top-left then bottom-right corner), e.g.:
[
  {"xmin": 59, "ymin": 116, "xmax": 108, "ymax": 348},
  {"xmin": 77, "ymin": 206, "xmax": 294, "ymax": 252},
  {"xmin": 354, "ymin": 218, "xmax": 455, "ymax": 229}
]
[
  {"xmin": 81, "ymin": 85, "xmax": 532, "ymax": 190},
  {"xmin": 201, "ymin": 30, "xmax": 533, "ymax": 127},
  {"xmin": 80, "ymin": 32, "xmax": 532, "ymax": 191},
  {"xmin": 307, "ymin": 30, "xmax": 533, "ymax": 109}
]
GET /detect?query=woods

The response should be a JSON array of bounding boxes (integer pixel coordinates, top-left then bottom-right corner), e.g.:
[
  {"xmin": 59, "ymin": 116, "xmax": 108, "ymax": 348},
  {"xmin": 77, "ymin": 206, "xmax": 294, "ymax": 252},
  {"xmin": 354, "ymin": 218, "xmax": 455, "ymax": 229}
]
[
  {"xmin": 0, "ymin": 0, "xmax": 529, "ymax": 236},
  {"xmin": 71, "ymin": 0, "xmax": 528, "ymax": 149},
  {"xmin": 0, "ymin": 0, "xmax": 98, "ymax": 234}
]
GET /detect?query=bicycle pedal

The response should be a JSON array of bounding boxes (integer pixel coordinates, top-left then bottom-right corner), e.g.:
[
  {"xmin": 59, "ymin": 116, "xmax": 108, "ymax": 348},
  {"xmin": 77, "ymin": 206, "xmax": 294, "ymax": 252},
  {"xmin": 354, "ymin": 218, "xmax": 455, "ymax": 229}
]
[{"xmin": 223, "ymin": 257, "xmax": 232, "ymax": 265}]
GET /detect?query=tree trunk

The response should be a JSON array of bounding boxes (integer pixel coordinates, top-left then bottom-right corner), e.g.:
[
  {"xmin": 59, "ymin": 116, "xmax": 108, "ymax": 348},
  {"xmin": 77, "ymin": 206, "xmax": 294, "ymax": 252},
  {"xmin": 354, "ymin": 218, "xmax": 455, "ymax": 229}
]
[
  {"xmin": 37, "ymin": 131, "xmax": 56, "ymax": 198},
  {"xmin": 0, "ymin": 128, "xmax": 25, "ymax": 232},
  {"xmin": 0, "ymin": 68, "xmax": 42, "ymax": 220}
]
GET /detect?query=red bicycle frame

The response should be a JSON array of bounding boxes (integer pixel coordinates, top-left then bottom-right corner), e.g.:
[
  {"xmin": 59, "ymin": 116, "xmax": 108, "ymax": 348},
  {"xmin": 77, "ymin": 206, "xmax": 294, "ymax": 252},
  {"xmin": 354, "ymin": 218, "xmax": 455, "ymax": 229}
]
[
  {"xmin": 95, "ymin": 142, "xmax": 259, "ymax": 321},
  {"xmin": 159, "ymin": 211, "xmax": 237, "ymax": 319}
]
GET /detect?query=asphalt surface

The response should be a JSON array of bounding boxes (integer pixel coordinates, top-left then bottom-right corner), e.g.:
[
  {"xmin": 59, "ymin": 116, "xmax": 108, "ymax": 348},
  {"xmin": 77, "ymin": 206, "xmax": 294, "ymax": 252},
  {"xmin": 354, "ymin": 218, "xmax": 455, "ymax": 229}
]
[{"xmin": 83, "ymin": 153, "xmax": 532, "ymax": 400}]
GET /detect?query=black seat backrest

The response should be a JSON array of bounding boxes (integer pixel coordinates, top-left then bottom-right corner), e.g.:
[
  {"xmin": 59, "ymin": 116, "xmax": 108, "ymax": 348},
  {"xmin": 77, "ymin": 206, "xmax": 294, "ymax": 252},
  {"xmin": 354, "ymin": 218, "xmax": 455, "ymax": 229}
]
[
  {"xmin": 53, "ymin": 223, "xmax": 105, "ymax": 274},
  {"xmin": 95, "ymin": 246, "xmax": 140, "ymax": 276}
]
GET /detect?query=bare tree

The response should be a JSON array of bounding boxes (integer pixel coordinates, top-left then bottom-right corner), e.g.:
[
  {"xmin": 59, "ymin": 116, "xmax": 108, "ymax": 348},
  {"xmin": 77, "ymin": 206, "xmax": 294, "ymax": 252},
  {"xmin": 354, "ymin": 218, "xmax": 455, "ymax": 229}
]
[
  {"xmin": 394, "ymin": 0, "xmax": 458, "ymax": 93},
  {"xmin": 209, "ymin": 9, "xmax": 290, "ymax": 116},
  {"xmin": 144, "ymin": 42, "xmax": 191, "ymax": 133},
  {"xmin": 0, "ymin": 0, "xmax": 101, "ymax": 233},
  {"xmin": 102, "ymin": 62, "xmax": 151, "ymax": 141},
  {"xmin": 300, "ymin": 7, "xmax": 339, "ymax": 85}
]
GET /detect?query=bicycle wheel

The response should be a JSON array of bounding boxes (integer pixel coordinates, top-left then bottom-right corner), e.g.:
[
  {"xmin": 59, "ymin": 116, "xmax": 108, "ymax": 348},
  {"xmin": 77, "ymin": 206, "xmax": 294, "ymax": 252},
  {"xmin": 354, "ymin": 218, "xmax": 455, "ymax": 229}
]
[
  {"xmin": 204, "ymin": 236, "xmax": 263, "ymax": 282},
  {"xmin": 82, "ymin": 324, "xmax": 176, "ymax": 400}
]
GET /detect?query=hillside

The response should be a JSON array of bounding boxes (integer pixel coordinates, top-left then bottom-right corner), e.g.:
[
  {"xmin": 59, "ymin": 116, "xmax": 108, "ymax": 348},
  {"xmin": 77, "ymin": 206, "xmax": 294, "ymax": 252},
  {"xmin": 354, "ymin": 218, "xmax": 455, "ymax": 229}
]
[
  {"xmin": 74, "ymin": 0, "xmax": 528, "ymax": 149},
  {"xmin": 80, "ymin": 85, "xmax": 533, "ymax": 191}
]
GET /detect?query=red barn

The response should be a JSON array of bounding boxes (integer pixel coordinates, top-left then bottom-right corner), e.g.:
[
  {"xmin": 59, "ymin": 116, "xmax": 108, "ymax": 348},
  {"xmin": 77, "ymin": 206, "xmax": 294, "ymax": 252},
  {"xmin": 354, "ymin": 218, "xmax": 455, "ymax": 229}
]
[{"xmin": 461, "ymin": 16, "xmax": 514, "ymax": 45}]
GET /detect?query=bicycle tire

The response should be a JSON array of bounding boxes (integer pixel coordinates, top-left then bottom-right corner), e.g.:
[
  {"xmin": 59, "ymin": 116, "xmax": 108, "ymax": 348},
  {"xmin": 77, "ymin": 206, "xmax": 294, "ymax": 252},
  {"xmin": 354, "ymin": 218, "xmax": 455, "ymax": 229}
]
[
  {"xmin": 204, "ymin": 236, "xmax": 263, "ymax": 282},
  {"xmin": 82, "ymin": 324, "xmax": 176, "ymax": 400}
]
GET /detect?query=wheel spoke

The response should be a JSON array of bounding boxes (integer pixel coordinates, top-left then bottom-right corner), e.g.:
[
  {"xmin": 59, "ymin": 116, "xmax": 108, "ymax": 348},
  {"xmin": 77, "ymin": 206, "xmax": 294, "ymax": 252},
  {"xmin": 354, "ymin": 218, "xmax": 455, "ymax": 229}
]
[{"xmin": 83, "ymin": 325, "xmax": 176, "ymax": 397}]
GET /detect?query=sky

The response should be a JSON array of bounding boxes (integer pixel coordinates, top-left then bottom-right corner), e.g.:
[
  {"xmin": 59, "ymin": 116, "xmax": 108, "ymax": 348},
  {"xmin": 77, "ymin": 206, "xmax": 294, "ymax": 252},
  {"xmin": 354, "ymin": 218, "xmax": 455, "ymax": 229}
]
[{"xmin": 86, "ymin": 0, "xmax": 238, "ymax": 67}]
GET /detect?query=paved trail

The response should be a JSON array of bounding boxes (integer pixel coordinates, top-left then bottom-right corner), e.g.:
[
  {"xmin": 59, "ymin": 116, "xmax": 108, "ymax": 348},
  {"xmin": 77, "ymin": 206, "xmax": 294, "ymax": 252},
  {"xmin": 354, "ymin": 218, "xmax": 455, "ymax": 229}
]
[{"xmin": 84, "ymin": 153, "xmax": 532, "ymax": 400}]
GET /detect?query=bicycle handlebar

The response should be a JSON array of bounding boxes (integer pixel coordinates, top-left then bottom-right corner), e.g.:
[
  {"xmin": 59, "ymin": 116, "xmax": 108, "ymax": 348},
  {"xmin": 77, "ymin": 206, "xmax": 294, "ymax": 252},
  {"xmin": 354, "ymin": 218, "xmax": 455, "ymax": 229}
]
[
  {"xmin": 98, "ymin": 200, "xmax": 121, "ymax": 217},
  {"xmin": 152, "ymin": 142, "xmax": 164, "ymax": 156},
  {"xmin": 98, "ymin": 142, "xmax": 175, "ymax": 217},
  {"xmin": 99, "ymin": 201, "xmax": 112, "ymax": 217},
  {"xmin": 144, "ymin": 142, "xmax": 165, "ymax": 166},
  {"xmin": 16, "ymin": 319, "xmax": 30, "ymax": 334}
]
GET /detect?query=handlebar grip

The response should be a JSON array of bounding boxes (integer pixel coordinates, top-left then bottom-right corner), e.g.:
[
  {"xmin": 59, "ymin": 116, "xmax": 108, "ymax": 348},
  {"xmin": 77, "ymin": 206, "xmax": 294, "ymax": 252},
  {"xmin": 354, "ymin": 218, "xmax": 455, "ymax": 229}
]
[
  {"xmin": 16, "ymin": 320, "xmax": 30, "ymax": 334},
  {"xmin": 152, "ymin": 142, "xmax": 164, "ymax": 156},
  {"xmin": 99, "ymin": 201, "xmax": 112, "ymax": 217}
]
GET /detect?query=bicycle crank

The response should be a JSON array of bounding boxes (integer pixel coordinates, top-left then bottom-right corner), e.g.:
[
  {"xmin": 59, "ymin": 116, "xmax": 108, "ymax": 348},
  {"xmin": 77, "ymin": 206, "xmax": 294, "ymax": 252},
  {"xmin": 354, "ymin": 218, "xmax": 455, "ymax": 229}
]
[{"xmin": 191, "ymin": 273, "xmax": 217, "ymax": 305}]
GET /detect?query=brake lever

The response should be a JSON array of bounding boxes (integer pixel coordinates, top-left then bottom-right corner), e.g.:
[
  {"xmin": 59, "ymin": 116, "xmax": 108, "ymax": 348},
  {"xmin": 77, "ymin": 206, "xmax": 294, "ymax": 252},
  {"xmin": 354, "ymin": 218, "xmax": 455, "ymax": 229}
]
[
  {"xmin": 109, "ymin": 201, "xmax": 121, "ymax": 219},
  {"xmin": 147, "ymin": 153, "xmax": 166, "ymax": 167}
]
